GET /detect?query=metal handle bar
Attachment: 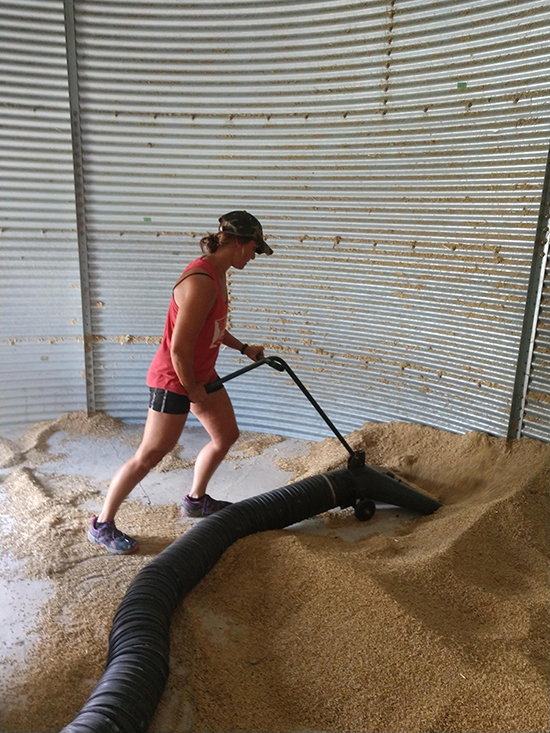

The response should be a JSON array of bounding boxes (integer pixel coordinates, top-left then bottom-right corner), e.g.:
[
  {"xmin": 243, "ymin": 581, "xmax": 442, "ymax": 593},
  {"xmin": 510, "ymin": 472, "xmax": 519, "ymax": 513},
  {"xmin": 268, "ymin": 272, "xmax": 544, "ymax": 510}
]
[
  {"xmin": 205, "ymin": 355, "xmax": 355, "ymax": 458},
  {"xmin": 204, "ymin": 355, "xmax": 281, "ymax": 394}
]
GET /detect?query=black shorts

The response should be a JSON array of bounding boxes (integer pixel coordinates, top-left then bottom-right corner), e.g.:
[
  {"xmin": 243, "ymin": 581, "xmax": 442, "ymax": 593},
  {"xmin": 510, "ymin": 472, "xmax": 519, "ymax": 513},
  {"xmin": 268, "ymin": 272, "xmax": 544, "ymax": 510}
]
[{"xmin": 148, "ymin": 388, "xmax": 191, "ymax": 415}]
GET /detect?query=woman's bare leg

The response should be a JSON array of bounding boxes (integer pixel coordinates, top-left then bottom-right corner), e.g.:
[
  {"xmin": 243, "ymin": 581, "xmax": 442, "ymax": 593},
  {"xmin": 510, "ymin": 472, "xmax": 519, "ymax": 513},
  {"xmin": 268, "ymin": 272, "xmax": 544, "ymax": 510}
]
[
  {"xmin": 98, "ymin": 409, "xmax": 188, "ymax": 522},
  {"xmin": 188, "ymin": 388, "xmax": 239, "ymax": 499}
]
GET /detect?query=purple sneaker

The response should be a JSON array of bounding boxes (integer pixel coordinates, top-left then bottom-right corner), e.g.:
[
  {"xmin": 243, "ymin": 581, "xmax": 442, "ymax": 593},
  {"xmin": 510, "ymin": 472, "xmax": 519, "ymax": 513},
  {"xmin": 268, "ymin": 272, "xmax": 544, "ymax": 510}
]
[
  {"xmin": 88, "ymin": 516, "xmax": 139, "ymax": 555},
  {"xmin": 181, "ymin": 494, "xmax": 232, "ymax": 518}
]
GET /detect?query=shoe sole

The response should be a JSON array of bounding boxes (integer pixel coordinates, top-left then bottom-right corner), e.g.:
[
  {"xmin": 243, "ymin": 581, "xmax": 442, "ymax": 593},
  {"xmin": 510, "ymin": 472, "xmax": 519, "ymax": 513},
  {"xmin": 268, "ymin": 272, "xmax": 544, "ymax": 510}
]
[
  {"xmin": 88, "ymin": 531, "xmax": 140, "ymax": 555},
  {"xmin": 181, "ymin": 498, "xmax": 233, "ymax": 520},
  {"xmin": 180, "ymin": 508, "xmax": 202, "ymax": 519},
  {"xmin": 180, "ymin": 505, "xmax": 232, "ymax": 519}
]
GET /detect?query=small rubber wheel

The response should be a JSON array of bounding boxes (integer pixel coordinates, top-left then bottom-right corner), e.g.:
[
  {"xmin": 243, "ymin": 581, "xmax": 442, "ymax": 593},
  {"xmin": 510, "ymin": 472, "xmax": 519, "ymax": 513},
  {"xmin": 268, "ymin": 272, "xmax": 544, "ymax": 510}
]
[{"xmin": 354, "ymin": 499, "xmax": 376, "ymax": 522}]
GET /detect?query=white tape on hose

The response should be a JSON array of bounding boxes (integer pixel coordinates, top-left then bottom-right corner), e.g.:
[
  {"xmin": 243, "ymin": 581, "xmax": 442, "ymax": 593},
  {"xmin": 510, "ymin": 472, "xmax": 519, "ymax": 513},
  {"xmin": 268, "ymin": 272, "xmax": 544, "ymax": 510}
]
[{"xmin": 320, "ymin": 472, "xmax": 337, "ymax": 505}]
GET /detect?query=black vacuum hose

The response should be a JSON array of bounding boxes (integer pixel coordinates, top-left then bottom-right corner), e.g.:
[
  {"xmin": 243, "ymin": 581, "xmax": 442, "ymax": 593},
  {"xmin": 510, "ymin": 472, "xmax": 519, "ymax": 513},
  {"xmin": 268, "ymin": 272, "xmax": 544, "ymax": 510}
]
[{"xmin": 61, "ymin": 468, "xmax": 358, "ymax": 733}]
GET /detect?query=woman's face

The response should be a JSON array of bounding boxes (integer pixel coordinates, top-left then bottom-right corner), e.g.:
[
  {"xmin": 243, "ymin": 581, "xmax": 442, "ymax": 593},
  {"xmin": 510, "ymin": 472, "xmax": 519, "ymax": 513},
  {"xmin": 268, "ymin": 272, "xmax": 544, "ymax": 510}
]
[{"xmin": 233, "ymin": 239, "xmax": 257, "ymax": 269}]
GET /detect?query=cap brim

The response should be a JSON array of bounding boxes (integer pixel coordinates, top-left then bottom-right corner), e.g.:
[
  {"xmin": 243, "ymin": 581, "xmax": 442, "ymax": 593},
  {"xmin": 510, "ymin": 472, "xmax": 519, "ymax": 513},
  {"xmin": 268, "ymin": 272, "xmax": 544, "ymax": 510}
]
[{"xmin": 255, "ymin": 240, "xmax": 273, "ymax": 255}]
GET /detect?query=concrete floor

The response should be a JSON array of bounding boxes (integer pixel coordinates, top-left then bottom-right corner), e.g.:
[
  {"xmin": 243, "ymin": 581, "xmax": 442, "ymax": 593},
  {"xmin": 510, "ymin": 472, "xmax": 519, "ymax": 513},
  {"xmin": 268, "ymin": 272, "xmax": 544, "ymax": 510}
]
[{"xmin": 0, "ymin": 422, "xmax": 415, "ymax": 726}]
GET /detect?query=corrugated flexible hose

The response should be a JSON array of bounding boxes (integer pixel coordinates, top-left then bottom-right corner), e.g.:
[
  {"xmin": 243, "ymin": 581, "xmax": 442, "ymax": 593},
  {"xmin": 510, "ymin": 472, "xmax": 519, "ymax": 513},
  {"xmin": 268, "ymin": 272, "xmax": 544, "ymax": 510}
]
[{"xmin": 61, "ymin": 468, "xmax": 359, "ymax": 733}]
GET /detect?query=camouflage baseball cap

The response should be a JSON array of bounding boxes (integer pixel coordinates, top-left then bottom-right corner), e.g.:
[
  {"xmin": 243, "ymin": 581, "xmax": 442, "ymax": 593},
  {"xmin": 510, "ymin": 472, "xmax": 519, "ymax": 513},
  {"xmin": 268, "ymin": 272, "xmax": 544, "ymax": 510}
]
[{"xmin": 218, "ymin": 210, "xmax": 273, "ymax": 255}]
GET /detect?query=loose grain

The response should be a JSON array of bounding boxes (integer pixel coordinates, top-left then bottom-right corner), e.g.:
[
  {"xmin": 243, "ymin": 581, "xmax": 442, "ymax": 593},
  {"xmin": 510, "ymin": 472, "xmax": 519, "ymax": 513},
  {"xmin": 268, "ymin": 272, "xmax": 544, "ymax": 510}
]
[{"xmin": 1, "ymin": 413, "xmax": 548, "ymax": 733}]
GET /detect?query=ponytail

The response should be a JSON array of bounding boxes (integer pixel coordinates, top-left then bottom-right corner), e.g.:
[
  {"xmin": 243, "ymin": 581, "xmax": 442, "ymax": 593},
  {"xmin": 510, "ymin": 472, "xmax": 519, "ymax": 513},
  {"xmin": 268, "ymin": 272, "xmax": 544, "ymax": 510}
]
[
  {"xmin": 199, "ymin": 231, "xmax": 243, "ymax": 254},
  {"xmin": 199, "ymin": 232, "xmax": 220, "ymax": 254}
]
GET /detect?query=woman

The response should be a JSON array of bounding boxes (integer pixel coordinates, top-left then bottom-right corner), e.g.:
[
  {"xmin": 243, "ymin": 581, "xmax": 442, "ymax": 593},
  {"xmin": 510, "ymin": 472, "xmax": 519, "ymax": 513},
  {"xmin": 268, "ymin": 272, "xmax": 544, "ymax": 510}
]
[{"xmin": 88, "ymin": 211, "xmax": 273, "ymax": 554}]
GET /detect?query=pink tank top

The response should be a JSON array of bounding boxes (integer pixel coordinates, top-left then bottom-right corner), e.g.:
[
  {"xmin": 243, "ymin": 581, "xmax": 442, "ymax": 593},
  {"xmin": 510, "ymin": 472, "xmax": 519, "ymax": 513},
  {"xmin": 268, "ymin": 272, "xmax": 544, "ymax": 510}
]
[{"xmin": 146, "ymin": 257, "xmax": 228, "ymax": 395}]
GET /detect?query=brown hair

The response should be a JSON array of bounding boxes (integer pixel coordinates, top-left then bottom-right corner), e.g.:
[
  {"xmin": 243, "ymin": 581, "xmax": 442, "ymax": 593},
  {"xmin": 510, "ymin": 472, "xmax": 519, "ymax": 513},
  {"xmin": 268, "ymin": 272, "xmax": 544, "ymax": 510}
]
[{"xmin": 199, "ymin": 231, "xmax": 247, "ymax": 254}]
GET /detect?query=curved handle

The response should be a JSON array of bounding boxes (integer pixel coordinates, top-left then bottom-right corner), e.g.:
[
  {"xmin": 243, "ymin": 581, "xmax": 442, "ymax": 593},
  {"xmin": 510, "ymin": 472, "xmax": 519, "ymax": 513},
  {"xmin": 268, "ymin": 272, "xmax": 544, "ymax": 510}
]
[
  {"xmin": 203, "ymin": 354, "xmax": 354, "ymax": 459},
  {"xmin": 204, "ymin": 354, "xmax": 269, "ymax": 393},
  {"xmin": 205, "ymin": 378, "xmax": 223, "ymax": 394}
]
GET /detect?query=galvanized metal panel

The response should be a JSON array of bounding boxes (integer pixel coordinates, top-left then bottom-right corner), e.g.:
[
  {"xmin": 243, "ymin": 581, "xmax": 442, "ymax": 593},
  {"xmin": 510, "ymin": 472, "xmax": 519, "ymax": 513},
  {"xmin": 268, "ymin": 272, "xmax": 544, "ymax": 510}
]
[
  {"xmin": 75, "ymin": 0, "xmax": 550, "ymax": 439},
  {"xmin": 522, "ymin": 260, "xmax": 550, "ymax": 441},
  {"xmin": 0, "ymin": 0, "xmax": 86, "ymax": 428},
  {"xmin": 507, "ymin": 143, "xmax": 550, "ymax": 439},
  {"xmin": 0, "ymin": 341, "xmax": 86, "ymax": 425}
]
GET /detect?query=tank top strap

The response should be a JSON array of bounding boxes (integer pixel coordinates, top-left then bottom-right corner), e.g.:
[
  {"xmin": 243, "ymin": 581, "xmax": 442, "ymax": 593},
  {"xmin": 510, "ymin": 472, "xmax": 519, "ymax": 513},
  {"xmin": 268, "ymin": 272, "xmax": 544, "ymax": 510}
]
[
  {"xmin": 187, "ymin": 257, "xmax": 220, "ymax": 284},
  {"xmin": 173, "ymin": 256, "xmax": 220, "ymax": 292}
]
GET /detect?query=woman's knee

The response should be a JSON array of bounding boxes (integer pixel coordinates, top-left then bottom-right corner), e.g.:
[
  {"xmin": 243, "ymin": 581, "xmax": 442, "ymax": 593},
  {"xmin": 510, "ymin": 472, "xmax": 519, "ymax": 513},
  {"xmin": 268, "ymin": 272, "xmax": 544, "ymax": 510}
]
[
  {"xmin": 229, "ymin": 426, "xmax": 240, "ymax": 448},
  {"xmin": 215, "ymin": 426, "xmax": 239, "ymax": 453},
  {"xmin": 135, "ymin": 447, "xmax": 169, "ymax": 471}
]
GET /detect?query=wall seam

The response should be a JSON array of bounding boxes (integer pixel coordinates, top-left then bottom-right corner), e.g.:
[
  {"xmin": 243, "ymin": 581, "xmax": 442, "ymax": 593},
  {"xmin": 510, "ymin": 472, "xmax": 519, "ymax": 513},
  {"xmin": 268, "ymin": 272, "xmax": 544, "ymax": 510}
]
[
  {"xmin": 507, "ymin": 142, "xmax": 550, "ymax": 439},
  {"xmin": 63, "ymin": 0, "xmax": 95, "ymax": 414}
]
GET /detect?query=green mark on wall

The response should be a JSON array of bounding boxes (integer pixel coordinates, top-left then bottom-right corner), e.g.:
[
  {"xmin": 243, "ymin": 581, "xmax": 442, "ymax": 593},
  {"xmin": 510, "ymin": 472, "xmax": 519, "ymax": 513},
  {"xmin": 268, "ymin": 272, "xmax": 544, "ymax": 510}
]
[
  {"xmin": 457, "ymin": 82, "xmax": 467, "ymax": 89},
  {"xmin": 143, "ymin": 217, "xmax": 152, "ymax": 222}
]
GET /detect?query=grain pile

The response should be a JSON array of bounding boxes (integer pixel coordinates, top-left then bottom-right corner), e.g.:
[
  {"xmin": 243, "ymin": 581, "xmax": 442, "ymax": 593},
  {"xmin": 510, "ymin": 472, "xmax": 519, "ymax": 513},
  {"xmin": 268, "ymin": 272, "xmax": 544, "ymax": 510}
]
[
  {"xmin": 1, "ymin": 413, "xmax": 548, "ymax": 733},
  {"xmin": 0, "ymin": 412, "xmax": 190, "ymax": 730}
]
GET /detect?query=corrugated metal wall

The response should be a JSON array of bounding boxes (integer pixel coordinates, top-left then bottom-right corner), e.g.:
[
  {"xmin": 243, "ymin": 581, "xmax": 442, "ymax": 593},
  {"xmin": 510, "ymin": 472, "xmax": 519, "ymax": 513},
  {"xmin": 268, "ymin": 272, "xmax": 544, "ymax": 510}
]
[
  {"xmin": 1, "ymin": 0, "xmax": 549, "ymax": 441},
  {"xmin": 0, "ymin": 0, "xmax": 86, "ymax": 428},
  {"xmin": 523, "ymin": 257, "xmax": 550, "ymax": 440},
  {"xmin": 72, "ymin": 0, "xmax": 550, "ymax": 440}
]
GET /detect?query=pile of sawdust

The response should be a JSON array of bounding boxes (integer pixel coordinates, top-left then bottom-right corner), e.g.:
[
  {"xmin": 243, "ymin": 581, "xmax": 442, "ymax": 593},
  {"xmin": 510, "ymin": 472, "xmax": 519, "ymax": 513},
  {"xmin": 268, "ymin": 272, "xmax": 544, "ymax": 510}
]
[
  {"xmin": 123, "ymin": 426, "xmax": 285, "ymax": 471},
  {"xmin": 1, "ymin": 413, "xmax": 548, "ymax": 733},
  {"xmin": 0, "ymin": 412, "xmax": 191, "ymax": 731},
  {"xmin": 0, "ymin": 436, "xmax": 21, "ymax": 469},
  {"xmin": 1, "ymin": 492, "xmax": 184, "ymax": 730},
  {"xmin": 157, "ymin": 422, "xmax": 549, "ymax": 733},
  {"xmin": 154, "ymin": 445, "xmax": 195, "ymax": 473},
  {"xmin": 118, "ymin": 426, "xmax": 195, "ymax": 472},
  {"xmin": 0, "ymin": 411, "xmax": 125, "ymax": 470},
  {"xmin": 0, "ymin": 468, "xmax": 101, "ymax": 577},
  {"xmin": 0, "ymin": 412, "xmax": 190, "ymax": 731},
  {"xmin": 0, "ymin": 410, "xmax": 197, "ymax": 475},
  {"xmin": 228, "ymin": 430, "xmax": 286, "ymax": 459}
]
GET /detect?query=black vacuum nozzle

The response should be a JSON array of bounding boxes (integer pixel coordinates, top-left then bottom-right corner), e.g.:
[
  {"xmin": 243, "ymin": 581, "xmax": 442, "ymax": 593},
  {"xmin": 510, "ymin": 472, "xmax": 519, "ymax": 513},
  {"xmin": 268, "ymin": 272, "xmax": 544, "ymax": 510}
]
[{"xmin": 352, "ymin": 465, "xmax": 442, "ymax": 517}]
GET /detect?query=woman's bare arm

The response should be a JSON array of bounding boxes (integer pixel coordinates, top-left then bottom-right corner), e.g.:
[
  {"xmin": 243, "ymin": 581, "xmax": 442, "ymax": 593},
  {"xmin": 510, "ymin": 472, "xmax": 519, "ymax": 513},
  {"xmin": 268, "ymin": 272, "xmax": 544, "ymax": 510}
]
[{"xmin": 222, "ymin": 330, "xmax": 265, "ymax": 360}]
